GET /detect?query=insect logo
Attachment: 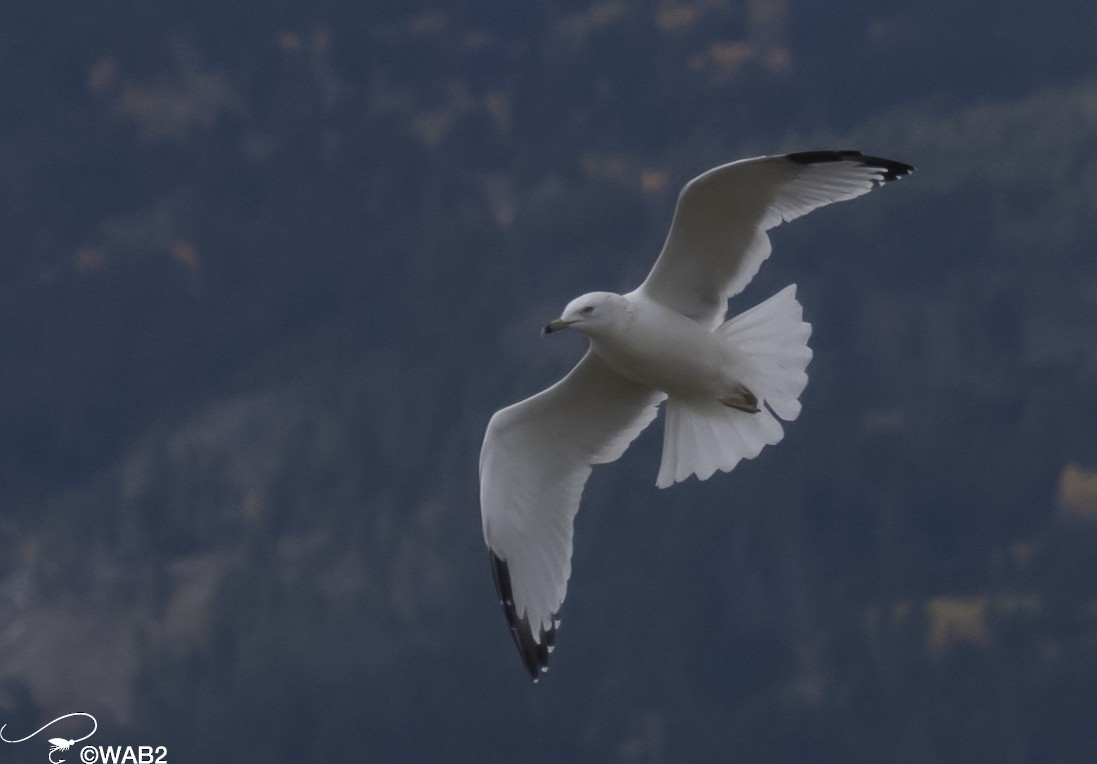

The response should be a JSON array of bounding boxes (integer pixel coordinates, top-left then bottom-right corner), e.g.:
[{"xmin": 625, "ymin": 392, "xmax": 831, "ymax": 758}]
[{"xmin": 0, "ymin": 712, "xmax": 98, "ymax": 763}]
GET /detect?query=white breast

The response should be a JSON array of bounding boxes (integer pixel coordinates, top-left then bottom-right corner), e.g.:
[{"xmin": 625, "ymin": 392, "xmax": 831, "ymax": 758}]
[{"xmin": 589, "ymin": 293, "xmax": 739, "ymax": 399}]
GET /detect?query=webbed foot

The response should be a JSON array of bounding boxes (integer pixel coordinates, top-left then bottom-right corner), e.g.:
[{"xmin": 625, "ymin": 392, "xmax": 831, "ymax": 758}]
[{"xmin": 719, "ymin": 384, "xmax": 759, "ymax": 414}]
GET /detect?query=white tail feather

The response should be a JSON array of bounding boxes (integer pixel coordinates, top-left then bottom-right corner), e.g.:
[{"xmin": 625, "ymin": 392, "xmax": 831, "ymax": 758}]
[{"xmin": 656, "ymin": 285, "xmax": 812, "ymax": 488}]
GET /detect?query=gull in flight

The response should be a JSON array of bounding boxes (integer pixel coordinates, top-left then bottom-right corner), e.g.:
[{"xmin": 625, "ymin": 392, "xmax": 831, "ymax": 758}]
[{"xmin": 480, "ymin": 150, "xmax": 913, "ymax": 680}]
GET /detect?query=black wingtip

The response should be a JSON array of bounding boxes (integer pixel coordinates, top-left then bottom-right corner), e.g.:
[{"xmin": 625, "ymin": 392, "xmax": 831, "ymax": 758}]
[
  {"xmin": 490, "ymin": 551, "xmax": 556, "ymax": 682},
  {"xmin": 786, "ymin": 149, "xmax": 914, "ymax": 182}
]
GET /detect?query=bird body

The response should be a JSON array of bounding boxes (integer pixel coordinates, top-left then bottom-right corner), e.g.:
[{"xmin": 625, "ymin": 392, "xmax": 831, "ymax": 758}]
[
  {"xmin": 480, "ymin": 150, "xmax": 913, "ymax": 680},
  {"xmin": 572, "ymin": 290, "xmax": 736, "ymax": 401}
]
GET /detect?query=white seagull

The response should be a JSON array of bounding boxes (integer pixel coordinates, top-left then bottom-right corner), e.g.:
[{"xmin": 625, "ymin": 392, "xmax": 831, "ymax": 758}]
[{"xmin": 480, "ymin": 150, "xmax": 913, "ymax": 680}]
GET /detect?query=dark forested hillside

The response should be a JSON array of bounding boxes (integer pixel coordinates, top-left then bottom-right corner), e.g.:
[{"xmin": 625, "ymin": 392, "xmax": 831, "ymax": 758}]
[{"xmin": 2, "ymin": 1, "xmax": 1097, "ymax": 761}]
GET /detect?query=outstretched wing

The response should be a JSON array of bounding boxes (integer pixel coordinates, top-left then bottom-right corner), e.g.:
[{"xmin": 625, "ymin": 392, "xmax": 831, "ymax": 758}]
[
  {"xmin": 480, "ymin": 350, "xmax": 664, "ymax": 679},
  {"xmin": 636, "ymin": 150, "xmax": 913, "ymax": 327}
]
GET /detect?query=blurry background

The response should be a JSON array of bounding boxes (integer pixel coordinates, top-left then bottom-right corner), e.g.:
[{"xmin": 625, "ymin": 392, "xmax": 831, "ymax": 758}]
[{"xmin": 2, "ymin": 0, "xmax": 1097, "ymax": 761}]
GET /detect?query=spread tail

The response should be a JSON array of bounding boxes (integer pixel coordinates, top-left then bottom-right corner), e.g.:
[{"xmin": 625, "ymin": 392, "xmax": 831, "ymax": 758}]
[{"xmin": 656, "ymin": 285, "xmax": 812, "ymax": 488}]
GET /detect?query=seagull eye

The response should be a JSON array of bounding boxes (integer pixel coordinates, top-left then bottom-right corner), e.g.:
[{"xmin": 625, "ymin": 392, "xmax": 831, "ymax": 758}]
[{"xmin": 581, "ymin": 306, "xmax": 594, "ymax": 315}]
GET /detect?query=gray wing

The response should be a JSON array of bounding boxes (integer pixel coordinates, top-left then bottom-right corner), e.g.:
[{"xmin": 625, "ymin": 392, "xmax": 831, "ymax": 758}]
[
  {"xmin": 480, "ymin": 350, "xmax": 664, "ymax": 679},
  {"xmin": 636, "ymin": 151, "xmax": 913, "ymax": 327}
]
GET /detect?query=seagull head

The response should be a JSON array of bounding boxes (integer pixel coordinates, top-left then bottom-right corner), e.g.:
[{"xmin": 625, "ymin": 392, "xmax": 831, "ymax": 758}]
[{"xmin": 543, "ymin": 292, "xmax": 627, "ymax": 337}]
